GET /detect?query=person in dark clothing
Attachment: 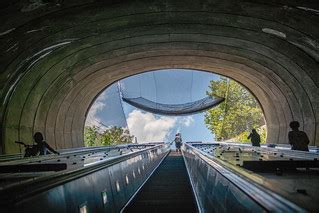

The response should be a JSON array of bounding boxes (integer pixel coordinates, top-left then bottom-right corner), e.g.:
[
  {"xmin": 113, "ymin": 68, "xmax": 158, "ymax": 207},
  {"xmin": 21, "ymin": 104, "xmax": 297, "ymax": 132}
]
[
  {"xmin": 288, "ymin": 121, "xmax": 310, "ymax": 151},
  {"xmin": 247, "ymin": 129, "xmax": 261, "ymax": 147},
  {"xmin": 174, "ymin": 133, "xmax": 182, "ymax": 152},
  {"xmin": 24, "ymin": 132, "xmax": 59, "ymax": 157}
]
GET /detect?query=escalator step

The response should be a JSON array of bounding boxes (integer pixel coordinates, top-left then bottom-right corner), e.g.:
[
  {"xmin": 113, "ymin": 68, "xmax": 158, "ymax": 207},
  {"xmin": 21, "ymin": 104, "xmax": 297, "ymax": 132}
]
[{"xmin": 124, "ymin": 152, "xmax": 197, "ymax": 213}]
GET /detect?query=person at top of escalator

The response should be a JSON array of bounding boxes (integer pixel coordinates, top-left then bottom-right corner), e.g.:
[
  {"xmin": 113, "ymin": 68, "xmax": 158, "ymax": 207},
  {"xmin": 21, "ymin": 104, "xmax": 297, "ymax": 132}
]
[
  {"xmin": 247, "ymin": 129, "xmax": 261, "ymax": 147},
  {"xmin": 288, "ymin": 121, "xmax": 309, "ymax": 152},
  {"xmin": 174, "ymin": 133, "xmax": 182, "ymax": 152},
  {"xmin": 24, "ymin": 132, "xmax": 59, "ymax": 157}
]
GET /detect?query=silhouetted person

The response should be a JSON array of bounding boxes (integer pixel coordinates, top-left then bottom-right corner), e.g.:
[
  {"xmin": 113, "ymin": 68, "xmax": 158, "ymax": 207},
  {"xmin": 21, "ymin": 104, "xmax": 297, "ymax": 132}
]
[
  {"xmin": 24, "ymin": 132, "xmax": 59, "ymax": 157},
  {"xmin": 174, "ymin": 133, "xmax": 182, "ymax": 152},
  {"xmin": 248, "ymin": 129, "xmax": 261, "ymax": 147},
  {"xmin": 288, "ymin": 121, "xmax": 309, "ymax": 151}
]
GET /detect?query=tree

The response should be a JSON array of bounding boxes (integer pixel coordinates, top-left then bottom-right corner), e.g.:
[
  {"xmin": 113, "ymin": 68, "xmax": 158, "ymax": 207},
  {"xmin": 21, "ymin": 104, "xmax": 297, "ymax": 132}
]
[
  {"xmin": 100, "ymin": 126, "xmax": 134, "ymax": 146},
  {"xmin": 204, "ymin": 77, "xmax": 266, "ymax": 142},
  {"xmin": 84, "ymin": 126, "xmax": 98, "ymax": 147},
  {"xmin": 231, "ymin": 126, "xmax": 266, "ymax": 144},
  {"xmin": 84, "ymin": 126, "xmax": 134, "ymax": 147}
]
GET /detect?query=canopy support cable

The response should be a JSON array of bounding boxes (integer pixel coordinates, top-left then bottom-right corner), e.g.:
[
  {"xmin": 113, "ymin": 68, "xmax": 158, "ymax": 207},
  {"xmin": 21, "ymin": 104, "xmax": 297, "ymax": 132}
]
[
  {"xmin": 220, "ymin": 78, "xmax": 230, "ymax": 140},
  {"xmin": 117, "ymin": 82, "xmax": 130, "ymax": 132},
  {"xmin": 152, "ymin": 72, "xmax": 158, "ymax": 110}
]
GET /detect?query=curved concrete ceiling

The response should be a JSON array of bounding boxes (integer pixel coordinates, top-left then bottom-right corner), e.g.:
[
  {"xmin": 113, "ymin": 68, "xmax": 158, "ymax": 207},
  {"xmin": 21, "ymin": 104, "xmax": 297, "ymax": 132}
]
[{"xmin": 0, "ymin": 0, "xmax": 318, "ymax": 153}]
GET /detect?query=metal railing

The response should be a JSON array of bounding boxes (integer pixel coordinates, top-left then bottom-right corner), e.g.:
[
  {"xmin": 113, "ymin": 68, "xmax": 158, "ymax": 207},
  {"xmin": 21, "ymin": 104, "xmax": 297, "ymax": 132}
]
[
  {"xmin": 0, "ymin": 143, "xmax": 170, "ymax": 210},
  {"xmin": 0, "ymin": 143, "xmax": 159, "ymax": 164},
  {"xmin": 192, "ymin": 142, "xmax": 319, "ymax": 160},
  {"xmin": 183, "ymin": 143, "xmax": 305, "ymax": 212}
]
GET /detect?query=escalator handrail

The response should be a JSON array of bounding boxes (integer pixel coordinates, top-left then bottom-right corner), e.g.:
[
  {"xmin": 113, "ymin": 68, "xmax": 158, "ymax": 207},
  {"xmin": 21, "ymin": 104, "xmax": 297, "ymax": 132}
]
[
  {"xmin": 0, "ymin": 144, "xmax": 169, "ymax": 205},
  {"xmin": 0, "ymin": 143, "xmax": 158, "ymax": 165},
  {"xmin": 184, "ymin": 143, "xmax": 305, "ymax": 212}
]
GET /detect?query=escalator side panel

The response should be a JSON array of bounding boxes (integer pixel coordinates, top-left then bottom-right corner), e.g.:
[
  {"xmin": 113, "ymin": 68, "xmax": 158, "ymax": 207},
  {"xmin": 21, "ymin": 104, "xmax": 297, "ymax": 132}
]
[
  {"xmin": 5, "ymin": 147, "xmax": 168, "ymax": 213},
  {"xmin": 183, "ymin": 150, "xmax": 264, "ymax": 212}
]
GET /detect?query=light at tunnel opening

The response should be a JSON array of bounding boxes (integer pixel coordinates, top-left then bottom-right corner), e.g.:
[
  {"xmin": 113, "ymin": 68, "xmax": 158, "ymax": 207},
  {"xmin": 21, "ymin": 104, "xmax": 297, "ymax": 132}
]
[{"xmin": 84, "ymin": 69, "xmax": 266, "ymax": 147}]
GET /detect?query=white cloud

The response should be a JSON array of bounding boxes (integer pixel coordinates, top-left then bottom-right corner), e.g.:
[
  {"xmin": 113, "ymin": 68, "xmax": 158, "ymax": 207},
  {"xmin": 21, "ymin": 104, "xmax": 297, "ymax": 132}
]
[
  {"xmin": 127, "ymin": 110, "xmax": 177, "ymax": 143},
  {"xmin": 118, "ymin": 81, "xmax": 126, "ymax": 91},
  {"xmin": 86, "ymin": 92, "xmax": 195, "ymax": 142},
  {"xmin": 85, "ymin": 92, "xmax": 108, "ymax": 128},
  {"xmin": 179, "ymin": 116, "xmax": 194, "ymax": 127}
]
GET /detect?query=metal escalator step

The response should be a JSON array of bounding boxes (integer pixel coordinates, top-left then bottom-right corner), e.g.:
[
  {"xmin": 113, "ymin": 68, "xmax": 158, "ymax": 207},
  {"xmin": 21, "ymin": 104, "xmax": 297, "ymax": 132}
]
[{"xmin": 124, "ymin": 152, "xmax": 197, "ymax": 213}]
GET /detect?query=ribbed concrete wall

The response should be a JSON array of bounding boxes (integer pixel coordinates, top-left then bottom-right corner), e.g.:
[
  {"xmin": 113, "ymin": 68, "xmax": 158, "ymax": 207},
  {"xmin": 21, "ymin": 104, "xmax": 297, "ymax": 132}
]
[{"xmin": 0, "ymin": 0, "xmax": 318, "ymax": 153}]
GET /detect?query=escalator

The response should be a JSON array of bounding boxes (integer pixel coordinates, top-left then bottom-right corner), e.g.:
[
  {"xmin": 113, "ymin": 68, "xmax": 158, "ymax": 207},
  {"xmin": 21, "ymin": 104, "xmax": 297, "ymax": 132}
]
[
  {"xmin": 1, "ymin": 143, "xmax": 311, "ymax": 212},
  {"xmin": 124, "ymin": 151, "xmax": 198, "ymax": 212}
]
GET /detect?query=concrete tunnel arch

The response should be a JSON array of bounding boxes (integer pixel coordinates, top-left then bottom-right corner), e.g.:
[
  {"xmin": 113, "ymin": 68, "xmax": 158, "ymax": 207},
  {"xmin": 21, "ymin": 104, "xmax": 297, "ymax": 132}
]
[{"xmin": 0, "ymin": 0, "xmax": 318, "ymax": 153}]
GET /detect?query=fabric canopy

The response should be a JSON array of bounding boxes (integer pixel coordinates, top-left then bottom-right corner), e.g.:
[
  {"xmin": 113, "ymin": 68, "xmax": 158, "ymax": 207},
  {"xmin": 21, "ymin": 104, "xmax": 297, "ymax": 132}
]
[{"xmin": 122, "ymin": 96, "xmax": 225, "ymax": 116}]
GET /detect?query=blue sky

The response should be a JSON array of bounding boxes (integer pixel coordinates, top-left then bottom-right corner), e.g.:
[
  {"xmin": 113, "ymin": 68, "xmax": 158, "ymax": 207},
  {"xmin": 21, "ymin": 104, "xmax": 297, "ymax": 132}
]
[{"xmin": 86, "ymin": 69, "xmax": 220, "ymax": 143}]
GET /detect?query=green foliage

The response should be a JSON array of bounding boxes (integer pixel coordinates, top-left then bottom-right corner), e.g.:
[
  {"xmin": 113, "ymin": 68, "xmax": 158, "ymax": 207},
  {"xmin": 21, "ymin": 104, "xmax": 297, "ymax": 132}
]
[
  {"xmin": 84, "ymin": 126, "xmax": 134, "ymax": 147},
  {"xmin": 234, "ymin": 131, "xmax": 251, "ymax": 143},
  {"xmin": 84, "ymin": 126, "xmax": 98, "ymax": 147},
  {"xmin": 100, "ymin": 126, "xmax": 134, "ymax": 146},
  {"xmin": 231, "ymin": 126, "xmax": 266, "ymax": 144},
  {"xmin": 259, "ymin": 125, "xmax": 267, "ymax": 144},
  {"xmin": 205, "ymin": 77, "xmax": 266, "ymax": 142}
]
